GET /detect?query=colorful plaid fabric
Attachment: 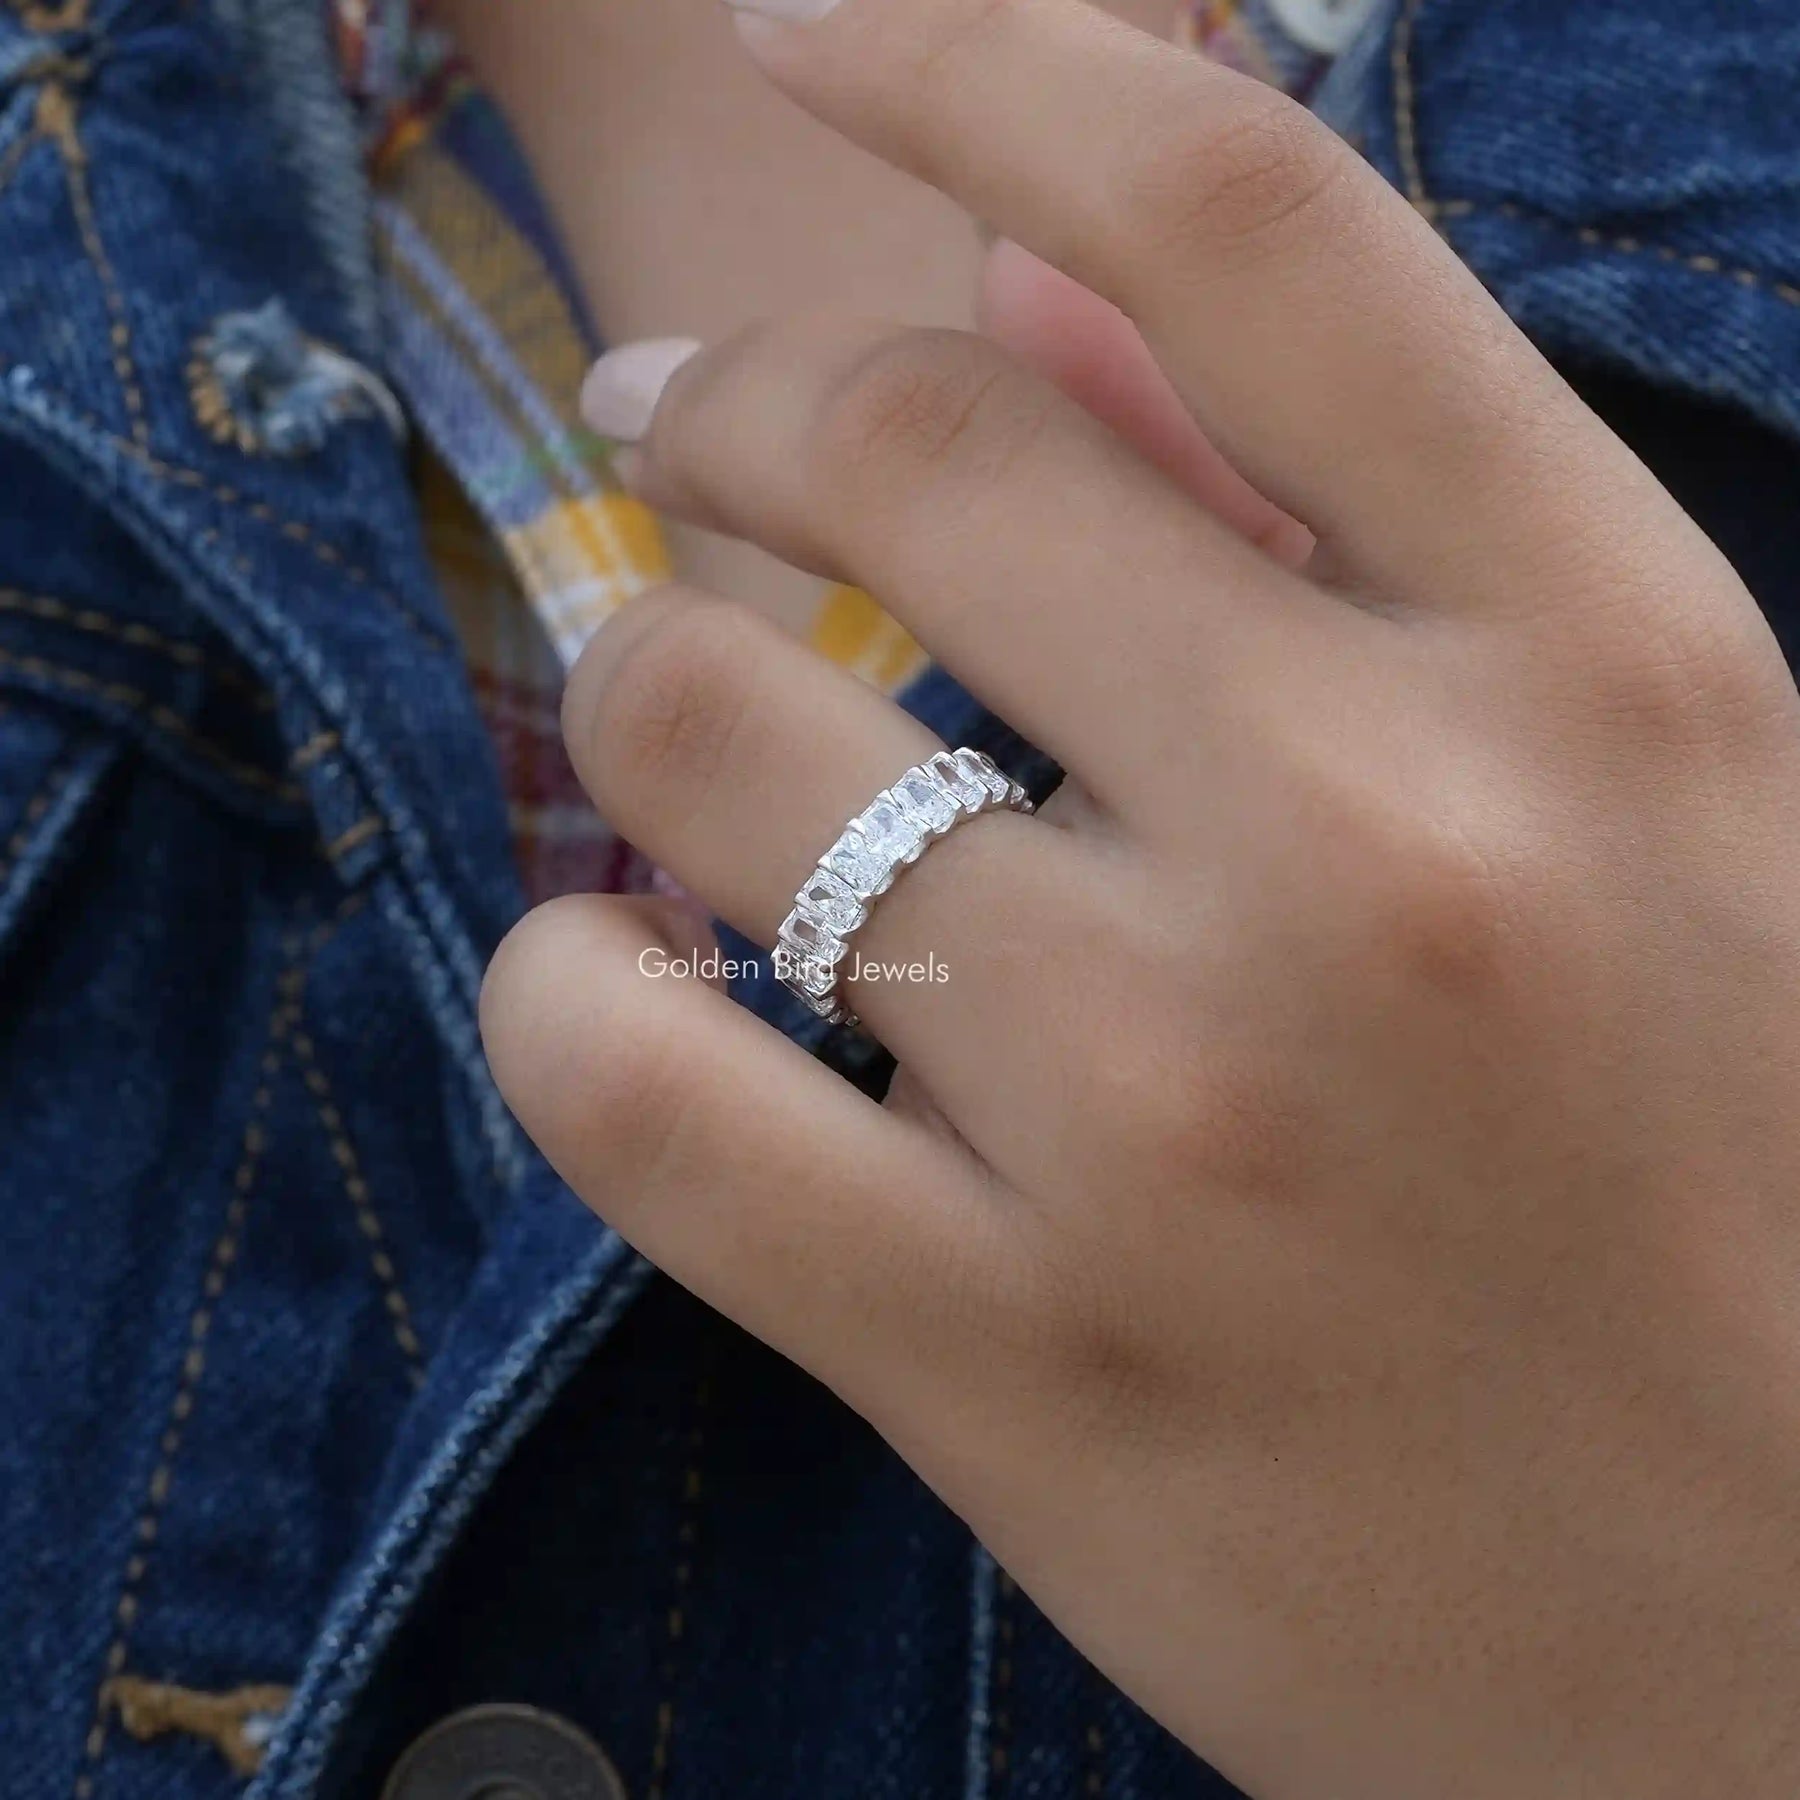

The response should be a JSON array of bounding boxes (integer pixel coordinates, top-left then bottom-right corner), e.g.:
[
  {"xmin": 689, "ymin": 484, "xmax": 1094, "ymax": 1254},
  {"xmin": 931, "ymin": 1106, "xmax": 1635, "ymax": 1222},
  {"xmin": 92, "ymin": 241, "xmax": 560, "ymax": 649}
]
[{"xmin": 332, "ymin": 0, "xmax": 1316, "ymax": 904}]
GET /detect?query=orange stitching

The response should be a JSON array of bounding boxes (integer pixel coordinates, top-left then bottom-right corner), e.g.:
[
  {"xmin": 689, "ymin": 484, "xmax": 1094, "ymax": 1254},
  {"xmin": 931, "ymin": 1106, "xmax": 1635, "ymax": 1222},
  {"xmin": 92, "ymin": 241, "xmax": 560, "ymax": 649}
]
[
  {"xmin": 69, "ymin": 900, "xmax": 364, "ymax": 1796},
  {"xmin": 0, "ymin": 645, "xmax": 301, "ymax": 801},
  {"xmin": 647, "ymin": 1374, "xmax": 711, "ymax": 1800},
  {"xmin": 989, "ymin": 1572, "xmax": 1017, "ymax": 1789},
  {"xmin": 37, "ymin": 86, "xmax": 150, "ymax": 448},
  {"xmin": 7, "ymin": 0, "xmax": 90, "ymax": 29},
  {"xmin": 103, "ymin": 1677, "xmax": 291, "ymax": 1779},
  {"xmin": 70, "ymin": 926, "xmax": 306, "ymax": 1800},
  {"xmin": 322, "ymin": 814, "xmax": 382, "ymax": 862},
  {"xmin": 289, "ymin": 730, "xmax": 340, "ymax": 771},
  {"xmin": 288, "ymin": 1017, "xmax": 426, "ymax": 1387},
  {"xmin": 0, "ymin": 355, "xmax": 450, "ymax": 653},
  {"xmin": 1390, "ymin": 0, "xmax": 1429, "ymax": 209},
  {"xmin": 1397, "ymin": 4, "xmax": 1800, "ymax": 310},
  {"xmin": 0, "ymin": 588, "xmax": 274, "ymax": 706},
  {"xmin": 112, "ymin": 440, "xmax": 452, "ymax": 652},
  {"xmin": 1423, "ymin": 198, "xmax": 1800, "ymax": 308}
]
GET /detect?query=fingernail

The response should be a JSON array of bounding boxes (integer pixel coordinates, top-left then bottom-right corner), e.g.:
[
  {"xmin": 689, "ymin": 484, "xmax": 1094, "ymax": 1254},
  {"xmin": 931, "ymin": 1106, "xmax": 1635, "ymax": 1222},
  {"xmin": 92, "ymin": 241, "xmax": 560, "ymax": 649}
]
[
  {"xmin": 580, "ymin": 337, "xmax": 702, "ymax": 444},
  {"xmin": 722, "ymin": 0, "xmax": 842, "ymax": 21}
]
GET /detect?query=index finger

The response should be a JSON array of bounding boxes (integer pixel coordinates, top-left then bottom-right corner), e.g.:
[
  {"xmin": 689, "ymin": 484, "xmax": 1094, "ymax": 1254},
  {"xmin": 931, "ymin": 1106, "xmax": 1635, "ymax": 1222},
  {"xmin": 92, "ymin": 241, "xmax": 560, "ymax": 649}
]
[{"xmin": 724, "ymin": 0, "xmax": 1641, "ymax": 614}]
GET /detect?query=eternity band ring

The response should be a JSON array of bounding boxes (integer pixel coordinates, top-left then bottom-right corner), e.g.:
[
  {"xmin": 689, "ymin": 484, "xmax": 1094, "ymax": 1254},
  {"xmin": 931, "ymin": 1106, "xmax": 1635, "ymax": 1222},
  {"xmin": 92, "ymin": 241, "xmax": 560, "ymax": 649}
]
[{"xmin": 775, "ymin": 748, "xmax": 1035, "ymax": 1031}]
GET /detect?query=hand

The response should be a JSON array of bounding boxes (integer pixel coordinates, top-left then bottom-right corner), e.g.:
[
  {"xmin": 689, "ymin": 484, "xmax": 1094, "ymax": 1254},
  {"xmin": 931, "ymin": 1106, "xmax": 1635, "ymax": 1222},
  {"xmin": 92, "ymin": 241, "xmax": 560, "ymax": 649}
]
[{"xmin": 480, "ymin": 0, "xmax": 1800, "ymax": 1792}]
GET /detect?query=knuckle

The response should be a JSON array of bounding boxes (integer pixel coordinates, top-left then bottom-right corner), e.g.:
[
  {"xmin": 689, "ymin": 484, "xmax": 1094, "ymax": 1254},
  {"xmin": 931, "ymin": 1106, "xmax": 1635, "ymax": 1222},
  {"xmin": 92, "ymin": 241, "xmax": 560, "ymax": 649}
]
[
  {"xmin": 1041, "ymin": 1273, "xmax": 1182, "ymax": 1445},
  {"xmin": 1358, "ymin": 812, "xmax": 1533, "ymax": 1006},
  {"xmin": 811, "ymin": 328, "xmax": 1045, "ymax": 499},
  {"xmin": 578, "ymin": 595, "xmax": 757, "ymax": 817},
  {"xmin": 1119, "ymin": 88, "xmax": 1350, "ymax": 273},
  {"xmin": 1587, "ymin": 605, "xmax": 1796, "ymax": 754},
  {"xmin": 1068, "ymin": 1011, "xmax": 1316, "ymax": 1208}
]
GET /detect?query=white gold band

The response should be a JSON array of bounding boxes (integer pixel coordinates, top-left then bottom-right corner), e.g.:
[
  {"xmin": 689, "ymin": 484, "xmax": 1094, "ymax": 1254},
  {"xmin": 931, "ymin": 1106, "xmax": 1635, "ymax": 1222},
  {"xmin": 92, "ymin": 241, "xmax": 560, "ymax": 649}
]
[{"xmin": 775, "ymin": 748, "xmax": 1034, "ymax": 1031}]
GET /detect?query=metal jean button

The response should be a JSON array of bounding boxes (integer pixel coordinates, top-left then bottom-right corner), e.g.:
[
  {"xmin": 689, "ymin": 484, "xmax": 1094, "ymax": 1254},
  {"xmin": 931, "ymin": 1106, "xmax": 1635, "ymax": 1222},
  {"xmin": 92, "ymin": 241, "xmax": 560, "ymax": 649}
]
[{"xmin": 380, "ymin": 1704, "xmax": 627, "ymax": 1800}]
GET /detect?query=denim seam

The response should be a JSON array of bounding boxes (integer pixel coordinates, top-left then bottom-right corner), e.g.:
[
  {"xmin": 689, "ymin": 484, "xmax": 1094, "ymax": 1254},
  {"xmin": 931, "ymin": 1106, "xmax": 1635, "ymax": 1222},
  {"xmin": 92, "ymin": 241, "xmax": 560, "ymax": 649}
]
[
  {"xmin": 289, "ymin": 999, "xmax": 429, "ymax": 1390},
  {"xmin": 964, "ymin": 1545, "xmax": 999, "ymax": 1800},
  {"xmin": 0, "ymin": 706, "xmax": 75, "ymax": 894},
  {"xmin": 1391, "ymin": 0, "xmax": 1800, "ymax": 310},
  {"xmin": 118, "ymin": 443, "xmax": 452, "ymax": 655},
  {"xmin": 0, "ymin": 586, "xmax": 274, "ymax": 705},
  {"xmin": 1082, "ymin": 1686, "xmax": 1106, "ymax": 1799},
  {"xmin": 69, "ymin": 915, "xmax": 320, "ymax": 1800},
  {"xmin": 0, "ymin": 642, "xmax": 304, "ymax": 800},
  {"xmin": 1426, "ymin": 199, "xmax": 1800, "ymax": 309},
  {"xmin": 0, "ymin": 375, "xmax": 520, "ymax": 1182},
  {"xmin": 38, "ymin": 83, "xmax": 152, "ymax": 449},
  {"xmin": 647, "ymin": 1369, "xmax": 712, "ymax": 1800},
  {"xmin": 989, "ymin": 1569, "xmax": 1019, "ymax": 1793},
  {"xmin": 248, "ymin": 1245, "xmax": 654, "ymax": 1799},
  {"xmin": 0, "ymin": 359, "xmax": 451, "ymax": 654},
  {"xmin": 1390, "ymin": 0, "xmax": 1429, "ymax": 208}
]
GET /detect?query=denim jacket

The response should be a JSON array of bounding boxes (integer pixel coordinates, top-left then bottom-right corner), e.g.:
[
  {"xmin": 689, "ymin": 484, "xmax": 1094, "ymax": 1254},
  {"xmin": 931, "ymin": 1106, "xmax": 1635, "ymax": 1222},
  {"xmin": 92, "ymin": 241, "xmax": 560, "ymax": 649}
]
[{"xmin": 1, "ymin": 4, "xmax": 1796, "ymax": 1798}]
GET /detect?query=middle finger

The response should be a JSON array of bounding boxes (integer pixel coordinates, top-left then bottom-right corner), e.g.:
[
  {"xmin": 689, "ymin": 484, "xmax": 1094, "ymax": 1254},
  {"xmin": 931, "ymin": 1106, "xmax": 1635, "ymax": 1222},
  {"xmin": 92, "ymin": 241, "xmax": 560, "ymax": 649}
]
[{"xmin": 581, "ymin": 315, "xmax": 1346, "ymax": 820}]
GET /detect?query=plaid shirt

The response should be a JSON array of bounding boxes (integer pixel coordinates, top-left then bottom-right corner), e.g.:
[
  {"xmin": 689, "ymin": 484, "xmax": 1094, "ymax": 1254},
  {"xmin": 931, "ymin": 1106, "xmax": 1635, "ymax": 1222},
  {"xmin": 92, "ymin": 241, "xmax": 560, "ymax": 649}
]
[{"xmin": 333, "ymin": 0, "xmax": 1319, "ymax": 905}]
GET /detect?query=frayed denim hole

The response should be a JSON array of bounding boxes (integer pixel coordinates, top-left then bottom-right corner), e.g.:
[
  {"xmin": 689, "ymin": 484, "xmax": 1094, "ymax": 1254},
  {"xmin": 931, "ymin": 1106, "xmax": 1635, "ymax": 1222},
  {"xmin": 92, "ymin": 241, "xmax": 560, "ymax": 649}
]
[{"xmin": 189, "ymin": 300, "xmax": 404, "ymax": 458}]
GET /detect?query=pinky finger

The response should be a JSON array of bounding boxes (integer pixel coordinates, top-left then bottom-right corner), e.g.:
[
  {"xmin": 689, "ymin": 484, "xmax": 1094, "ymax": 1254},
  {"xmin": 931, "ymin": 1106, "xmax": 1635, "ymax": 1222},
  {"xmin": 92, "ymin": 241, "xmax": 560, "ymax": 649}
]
[{"xmin": 479, "ymin": 892, "xmax": 1024, "ymax": 1425}]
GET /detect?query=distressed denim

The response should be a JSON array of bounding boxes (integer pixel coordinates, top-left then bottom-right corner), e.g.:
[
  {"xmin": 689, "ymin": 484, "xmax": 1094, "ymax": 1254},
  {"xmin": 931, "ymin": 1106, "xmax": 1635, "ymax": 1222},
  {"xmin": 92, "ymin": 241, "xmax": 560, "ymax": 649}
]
[{"xmin": 0, "ymin": 3, "xmax": 1795, "ymax": 1799}]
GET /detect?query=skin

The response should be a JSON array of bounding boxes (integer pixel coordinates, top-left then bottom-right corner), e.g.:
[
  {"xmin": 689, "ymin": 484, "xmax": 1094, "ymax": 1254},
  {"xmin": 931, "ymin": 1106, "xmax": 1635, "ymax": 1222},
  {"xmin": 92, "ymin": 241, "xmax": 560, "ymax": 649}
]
[
  {"xmin": 479, "ymin": 0, "xmax": 1800, "ymax": 1793},
  {"xmin": 437, "ymin": 0, "xmax": 1192, "ymax": 627}
]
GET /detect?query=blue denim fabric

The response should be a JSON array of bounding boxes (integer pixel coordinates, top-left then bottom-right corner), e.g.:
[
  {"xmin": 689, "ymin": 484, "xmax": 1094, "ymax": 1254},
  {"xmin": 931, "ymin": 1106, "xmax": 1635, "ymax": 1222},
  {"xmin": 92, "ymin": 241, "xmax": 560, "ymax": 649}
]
[{"xmin": 0, "ymin": 3, "xmax": 1795, "ymax": 1799}]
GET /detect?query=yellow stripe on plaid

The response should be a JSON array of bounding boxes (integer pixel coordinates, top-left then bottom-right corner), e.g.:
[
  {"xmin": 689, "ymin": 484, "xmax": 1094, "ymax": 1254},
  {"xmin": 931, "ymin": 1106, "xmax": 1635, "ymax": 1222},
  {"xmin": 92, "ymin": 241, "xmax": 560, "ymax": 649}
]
[
  {"xmin": 810, "ymin": 585, "xmax": 930, "ymax": 692},
  {"xmin": 383, "ymin": 139, "xmax": 599, "ymax": 421},
  {"xmin": 500, "ymin": 493, "xmax": 672, "ymax": 662},
  {"xmin": 380, "ymin": 126, "xmax": 933, "ymax": 695}
]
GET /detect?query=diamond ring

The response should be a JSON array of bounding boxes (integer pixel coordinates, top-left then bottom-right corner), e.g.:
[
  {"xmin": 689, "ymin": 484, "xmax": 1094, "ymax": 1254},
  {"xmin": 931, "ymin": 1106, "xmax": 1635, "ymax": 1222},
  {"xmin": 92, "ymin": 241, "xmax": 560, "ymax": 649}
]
[{"xmin": 774, "ymin": 748, "xmax": 1034, "ymax": 1031}]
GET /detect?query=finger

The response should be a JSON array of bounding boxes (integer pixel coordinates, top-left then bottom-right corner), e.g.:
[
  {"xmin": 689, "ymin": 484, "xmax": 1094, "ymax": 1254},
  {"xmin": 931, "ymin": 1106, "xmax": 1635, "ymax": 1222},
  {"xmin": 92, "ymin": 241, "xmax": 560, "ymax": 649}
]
[
  {"xmin": 480, "ymin": 890, "xmax": 1027, "ymax": 1425},
  {"xmin": 623, "ymin": 891, "xmax": 733, "ymax": 991},
  {"xmin": 977, "ymin": 237, "xmax": 1314, "ymax": 570},
  {"xmin": 581, "ymin": 319, "xmax": 1343, "ymax": 803},
  {"xmin": 724, "ymin": 0, "xmax": 1637, "ymax": 610},
  {"xmin": 561, "ymin": 582, "xmax": 1120, "ymax": 1134}
]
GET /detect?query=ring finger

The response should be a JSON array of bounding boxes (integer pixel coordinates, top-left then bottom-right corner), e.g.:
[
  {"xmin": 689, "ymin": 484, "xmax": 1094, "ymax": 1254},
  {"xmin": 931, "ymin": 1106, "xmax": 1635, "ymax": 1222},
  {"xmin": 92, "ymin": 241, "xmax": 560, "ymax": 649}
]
[{"xmin": 564, "ymin": 580, "xmax": 1127, "ymax": 1165}]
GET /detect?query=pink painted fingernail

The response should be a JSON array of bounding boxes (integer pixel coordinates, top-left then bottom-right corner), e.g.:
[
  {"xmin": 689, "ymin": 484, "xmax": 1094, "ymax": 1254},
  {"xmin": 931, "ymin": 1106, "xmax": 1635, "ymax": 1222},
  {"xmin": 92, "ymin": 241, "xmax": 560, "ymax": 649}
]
[
  {"xmin": 722, "ymin": 0, "xmax": 843, "ymax": 22},
  {"xmin": 580, "ymin": 337, "xmax": 702, "ymax": 444}
]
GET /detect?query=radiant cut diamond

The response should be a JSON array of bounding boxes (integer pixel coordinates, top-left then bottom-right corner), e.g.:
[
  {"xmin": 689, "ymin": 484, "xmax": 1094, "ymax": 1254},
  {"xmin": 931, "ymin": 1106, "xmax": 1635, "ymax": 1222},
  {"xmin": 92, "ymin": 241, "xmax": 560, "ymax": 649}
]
[
  {"xmin": 824, "ymin": 825, "xmax": 889, "ymax": 899},
  {"xmin": 858, "ymin": 795, "xmax": 923, "ymax": 865},
  {"xmin": 789, "ymin": 953, "xmax": 837, "ymax": 998},
  {"xmin": 960, "ymin": 750, "xmax": 1012, "ymax": 804},
  {"xmin": 929, "ymin": 750, "xmax": 986, "ymax": 810},
  {"xmin": 798, "ymin": 869, "xmax": 865, "ymax": 932},
  {"xmin": 780, "ymin": 911, "xmax": 847, "ymax": 965},
  {"xmin": 894, "ymin": 769, "xmax": 959, "ymax": 833}
]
